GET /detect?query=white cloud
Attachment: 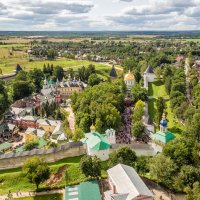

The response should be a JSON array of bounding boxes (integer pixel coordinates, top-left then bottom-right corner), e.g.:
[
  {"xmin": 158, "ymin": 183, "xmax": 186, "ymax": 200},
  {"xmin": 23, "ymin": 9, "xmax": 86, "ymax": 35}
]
[{"xmin": 0, "ymin": 0, "xmax": 200, "ymax": 30}]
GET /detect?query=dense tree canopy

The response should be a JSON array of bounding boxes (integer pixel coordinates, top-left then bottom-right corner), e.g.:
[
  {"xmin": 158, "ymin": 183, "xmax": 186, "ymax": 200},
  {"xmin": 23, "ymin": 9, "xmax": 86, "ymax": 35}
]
[
  {"xmin": 109, "ymin": 146, "xmax": 137, "ymax": 167},
  {"xmin": 71, "ymin": 81, "xmax": 124, "ymax": 132},
  {"xmin": 80, "ymin": 155, "xmax": 101, "ymax": 178}
]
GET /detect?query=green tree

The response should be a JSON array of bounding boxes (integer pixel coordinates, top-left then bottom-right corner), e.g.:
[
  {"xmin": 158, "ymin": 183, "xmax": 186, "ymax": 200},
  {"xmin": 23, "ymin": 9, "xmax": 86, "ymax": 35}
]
[
  {"xmin": 149, "ymin": 154, "xmax": 177, "ymax": 189},
  {"xmin": 163, "ymin": 138, "xmax": 195, "ymax": 166},
  {"xmin": 80, "ymin": 155, "xmax": 101, "ymax": 178},
  {"xmin": 156, "ymin": 97, "xmax": 166, "ymax": 126},
  {"xmin": 131, "ymin": 121, "xmax": 145, "ymax": 139},
  {"xmin": 53, "ymin": 66, "xmax": 64, "ymax": 81},
  {"xmin": 88, "ymin": 74, "xmax": 100, "ymax": 86},
  {"xmin": 131, "ymin": 84, "xmax": 147, "ymax": 103},
  {"xmin": 22, "ymin": 157, "xmax": 50, "ymax": 189},
  {"xmin": 13, "ymin": 80, "xmax": 34, "ymax": 100},
  {"xmin": 185, "ymin": 182, "xmax": 200, "ymax": 200},
  {"xmin": 73, "ymin": 127, "xmax": 84, "ymax": 142},
  {"xmin": 135, "ymin": 156, "xmax": 149, "ymax": 175},
  {"xmin": 30, "ymin": 68, "xmax": 44, "ymax": 91},
  {"xmin": 24, "ymin": 142, "xmax": 38, "ymax": 151},
  {"xmin": 174, "ymin": 165, "xmax": 200, "ymax": 191},
  {"xmin": 132, "ymin": 100, "xmax": 144, "ymax": 122},
  {"xmin": 47, "ymin": 48, "xmax": 56, "ymax": 60},
  {"xmin": 164, "ymin": 76, "xmax": 171, "ymax": 94},
  {"xmin": 109, "ymin": 146, "xmax": 137, "ymax": 167}
]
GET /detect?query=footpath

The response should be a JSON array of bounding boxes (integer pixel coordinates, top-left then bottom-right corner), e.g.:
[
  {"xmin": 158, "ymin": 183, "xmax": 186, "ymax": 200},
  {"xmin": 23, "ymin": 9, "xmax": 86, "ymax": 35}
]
[{"xmin": 0, "ymin": 189, "xmax": 64, "ymax": 200}]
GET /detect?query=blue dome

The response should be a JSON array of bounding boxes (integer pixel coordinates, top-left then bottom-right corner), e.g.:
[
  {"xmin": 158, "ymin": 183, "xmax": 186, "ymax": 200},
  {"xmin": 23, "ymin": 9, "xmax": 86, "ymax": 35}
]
[{"xmin": 160, "ymin": 119, "xmax": 167, "ymax": 127}]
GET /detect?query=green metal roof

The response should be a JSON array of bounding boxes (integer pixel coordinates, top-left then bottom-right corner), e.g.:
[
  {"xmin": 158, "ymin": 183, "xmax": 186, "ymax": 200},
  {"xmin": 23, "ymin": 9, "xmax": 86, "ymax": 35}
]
[
  {"xmin": 37, "ymin": 138, "xmax": 47, "ymax": 148},
  {"xmin": 48, "ymin": 79, "xmax": 54, "ymax": 84},
  {"xmin": 153, "ymin": 131, "xmax": 176, "ymax": 144},
  {"xmin": 0, "ymin": 142, "xmax": 12, "ymax": 152},
  {"xmin": 82, "ymin": 131, "xmax": 111, "ymax": 150},
  {"xmin": 65, "ymin": 181, "xmax": 101, "ymax": 200},
  {"xmin": 15, "ymin": 146, "xmax": 25, "ymax": 153}
]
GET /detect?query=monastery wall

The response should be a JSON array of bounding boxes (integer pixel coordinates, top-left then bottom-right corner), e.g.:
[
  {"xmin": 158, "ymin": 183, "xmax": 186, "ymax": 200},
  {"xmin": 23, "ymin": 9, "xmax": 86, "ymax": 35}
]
[{"xmin": 0, "ymin": 142, "xmax": 86, "ymax": 170}]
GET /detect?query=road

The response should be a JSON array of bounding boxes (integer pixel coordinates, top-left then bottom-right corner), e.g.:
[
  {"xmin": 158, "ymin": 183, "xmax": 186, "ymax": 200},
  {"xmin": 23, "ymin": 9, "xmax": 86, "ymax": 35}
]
[
  {"xmin": 184, "ymin": 58, "xmax": 191, "ymax": 104},
  {"xmin": 65, "ymin": 105, "xmax": 75, "ymax": 133}
]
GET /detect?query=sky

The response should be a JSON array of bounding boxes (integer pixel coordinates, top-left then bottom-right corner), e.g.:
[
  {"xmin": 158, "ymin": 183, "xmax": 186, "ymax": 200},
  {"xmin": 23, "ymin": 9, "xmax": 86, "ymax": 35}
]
[{"xmin": 0, "ymin": 0, "xmax": 200, "ymax": 31}]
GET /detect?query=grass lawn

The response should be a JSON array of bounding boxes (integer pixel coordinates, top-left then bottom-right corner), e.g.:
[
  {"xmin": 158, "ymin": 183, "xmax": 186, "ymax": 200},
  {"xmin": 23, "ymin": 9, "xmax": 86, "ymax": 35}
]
[
  {"xmin": 148, "ymin": 80, "xmax": 184, "ymax": 137},
  {"xmin": 13, "ymin": 193, "xmax": 62, "ymax": 200},
  {"xmin": 0, "ymin": 156, "xmax": 108, "ymax": 196},
  {"xmin": 148, "ymin": 79, "xmax": 169, "ymax": 98},
  {"xmin": 0, "ymin": 51, "xmax": 111, "ymax": 75}
]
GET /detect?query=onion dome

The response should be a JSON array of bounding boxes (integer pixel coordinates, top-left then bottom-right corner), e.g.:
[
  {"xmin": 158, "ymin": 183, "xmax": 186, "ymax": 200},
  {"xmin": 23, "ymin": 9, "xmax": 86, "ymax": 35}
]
[
  {"xmin": 160, "ymin": 113, "xmax": 167, "ymax": 127},
  {"xmin": 90, "ymin": 124, "xmax": 96, "ymax": 131},
  {"xmin": 124, "ymin": 70, "xmax": 134, "ymax": 81}
]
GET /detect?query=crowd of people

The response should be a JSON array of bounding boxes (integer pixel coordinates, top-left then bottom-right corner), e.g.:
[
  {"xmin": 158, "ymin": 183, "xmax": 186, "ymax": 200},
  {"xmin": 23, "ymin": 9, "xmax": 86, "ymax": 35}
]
[{"xmin": 116, "ymin": 106, "xmax": 133, "ymax": 144}]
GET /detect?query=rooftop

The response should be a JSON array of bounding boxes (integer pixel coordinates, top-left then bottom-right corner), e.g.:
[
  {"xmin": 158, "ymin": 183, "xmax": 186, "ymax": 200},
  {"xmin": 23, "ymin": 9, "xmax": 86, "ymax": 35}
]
[
  {"xmin": 153, "ymin": 131, "xmax": 176, "ymax": 144},
  {"xmin": 65, "ymin": 181, "xmax": 101, "ymax": 200},
  {"xmin": 107, "ymin": 164, "xmax": 153, "ymax": 200},
  {"xmin": 0, "ymin": 142, "xmax": 13, "ymax": 152},
  {"xmin": 144, "ymin": 65, "xmax": 154, "ymax": 74},
  {"xmin": 81, "ymin": 131, "xmax": 111, "ymax": 150}
]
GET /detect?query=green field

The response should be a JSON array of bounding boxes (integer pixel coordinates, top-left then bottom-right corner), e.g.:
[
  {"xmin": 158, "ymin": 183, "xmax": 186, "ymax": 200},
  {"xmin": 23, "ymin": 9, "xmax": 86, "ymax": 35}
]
[
  {"xmin": 148, "ymin": 80, "xmax": 184, "ymax": 136},
  {"xmin": 148, "ymin": 80, "xmax": 169, "ymax": 98},
  {"xmin": 0, "ymin": 156, "xmax": 108, "ymax": 195},
  {"xmin": 14, "ymin": 193, "xmax": 62, "ymax": 200},
  {"xmin": 0, "ymin": 51, "xmax": 111, "ymax": 75}
]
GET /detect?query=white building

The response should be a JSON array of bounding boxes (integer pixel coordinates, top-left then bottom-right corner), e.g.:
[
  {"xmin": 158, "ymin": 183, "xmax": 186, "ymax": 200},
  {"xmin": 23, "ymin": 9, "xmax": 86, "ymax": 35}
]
[
  {"xmin": 41, "ymin": 77, "xmax": 57, "ymax": 96},
  {"xmin": 105, "ymin": 128, "xmax": 116, "ymax": 144},
  {"xmin": 104, "ymin": 164, "xmax": 153, "ymax": 200},
  {"xmin": 144, "ymin": 65, "xmax": 155, "ymax": 89},
  {"xmin": 81, "ymin": 125, "xmax": 112, "ymax": 161},
  {"xmin": 124, "ymin": 70, "xmax": 134, "ymax": 90}
]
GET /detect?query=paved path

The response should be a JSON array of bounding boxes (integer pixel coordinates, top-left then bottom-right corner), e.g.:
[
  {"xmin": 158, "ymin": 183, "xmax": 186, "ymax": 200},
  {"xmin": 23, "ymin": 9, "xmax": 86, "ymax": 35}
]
[
  {"xmin": 65, "ymin": 105, "xmax": 75, "ymax": 133},
  {"xmin": 100, "ymin": 62, "xmax": 123, "ymax": 71},
  {"xmin": 184, "ymin": 58, "xmax": 192, "ymax": 104},
  {"xmin": 0, "ymin": 189, "xmax": 64, "ymax": 200}
]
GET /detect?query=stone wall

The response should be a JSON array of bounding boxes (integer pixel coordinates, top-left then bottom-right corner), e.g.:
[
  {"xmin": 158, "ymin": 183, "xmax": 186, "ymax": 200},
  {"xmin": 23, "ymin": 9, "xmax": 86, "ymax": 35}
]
[{"xmin": 0, "ymin": 142, "xmax": 86, "ymax": 170}]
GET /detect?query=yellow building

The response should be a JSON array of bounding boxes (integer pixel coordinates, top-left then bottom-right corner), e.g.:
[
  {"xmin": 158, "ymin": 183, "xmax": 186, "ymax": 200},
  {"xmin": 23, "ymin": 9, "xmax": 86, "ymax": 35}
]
[
  {"xmin": 57, "ymin": 78, "xmax": 86, "ymax": 98},
  {"xmin": 25, "ymin": 128, "xmax": 45, "ymax": 143},
  {"xmin": 37, "ymin": 119, "xmax": 61, "ymax": 133}
]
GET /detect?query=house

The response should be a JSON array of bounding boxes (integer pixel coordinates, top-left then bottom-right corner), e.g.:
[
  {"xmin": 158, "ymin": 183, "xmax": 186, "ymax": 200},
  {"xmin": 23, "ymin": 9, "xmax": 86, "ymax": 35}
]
[
  {"xmin": 81, "ymin": 125, "xmax": 112, "ymax": 161},
  {"xmin": 0, "ymin": 142, "xmax": 13, "ymax": 154},
  {"xmin": 57, "ymin": 77, "xmax": 87, "ymax": 99},
  {"xmin": 152, "ymin": 113, "xmax": 175, "ymax": 145},
  {"xmin": 25, "ymin": 128, "xmax": 45, "ymax": 143},
  {"xmin": 65, "ymin": 181, "xmax": 101, "ymax": 200},
  {"xmin": 143, "ymin": 65, "xmax": 155, "ymax": 89},
  {"xmin": 16, "ymin": 115, "xmax": 38, "ymax": 129},
  {"xmin": 104, "ymin": 164, "xmax": 153, "ymax": 200},
  {"xmin": 37, "ymin": 119, "xmax": 61, "ymax": 133},
  {"xmin": 0, "ymin": 123, "xmax": 17, "ymax": 141},
  {"xmin": 41, "ymin": 77, "xmax": 56, "ymax": 96},
  {"xmin": 105, "ymin": 128, "xmax": 116, "ymax": 144},
  {"xmin": 124, "ymin": 70, "xmax": 134, "ymax": 90},
  {"xmin": 51, "ymin": 123, "xmax": 67, "ymax": 143}
]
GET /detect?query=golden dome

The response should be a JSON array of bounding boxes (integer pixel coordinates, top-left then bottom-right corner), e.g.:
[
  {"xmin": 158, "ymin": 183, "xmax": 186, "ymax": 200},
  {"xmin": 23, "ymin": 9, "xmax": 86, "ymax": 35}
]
[
  {"xmin": 90, "ymin": 124, "xmax": 96, "ymax": 131},
  {"xmin": 124, "ymin": 70, "xmax": 134, "ymax": 81}
]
